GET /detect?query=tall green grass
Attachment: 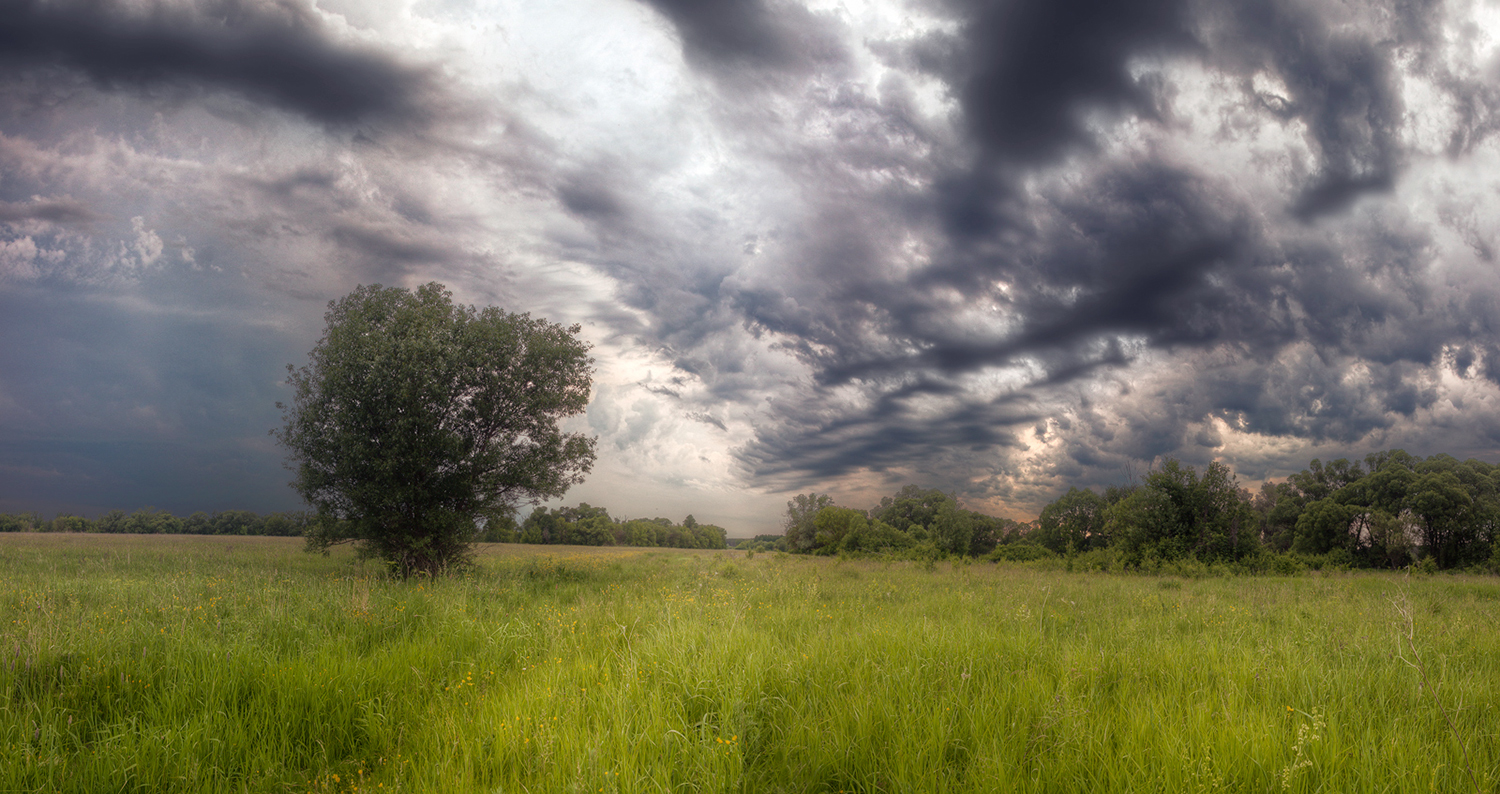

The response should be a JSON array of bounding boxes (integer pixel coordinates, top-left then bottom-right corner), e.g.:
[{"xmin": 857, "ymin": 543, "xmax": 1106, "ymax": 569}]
[{"xmin": 2, "ymin": 534, "xmax": 1496, "ymax": 792}]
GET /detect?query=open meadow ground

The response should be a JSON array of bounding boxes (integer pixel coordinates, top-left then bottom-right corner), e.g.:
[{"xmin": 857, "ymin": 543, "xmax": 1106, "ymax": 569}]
[{"xmin": 2, "ymin": 534, "xmax": 1498, "ymax": 793}]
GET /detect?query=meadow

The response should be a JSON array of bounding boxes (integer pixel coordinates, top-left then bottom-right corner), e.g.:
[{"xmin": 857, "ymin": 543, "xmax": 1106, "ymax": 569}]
[{"xmin": 1, "ymin": 534, "xmax": 1497, "ymax": 793}]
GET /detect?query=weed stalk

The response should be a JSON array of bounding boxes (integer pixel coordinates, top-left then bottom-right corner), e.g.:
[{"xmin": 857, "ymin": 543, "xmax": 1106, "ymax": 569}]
[{"xmin": 1392, "ymin": 587, "xmax": 1481, "ymax": 794}]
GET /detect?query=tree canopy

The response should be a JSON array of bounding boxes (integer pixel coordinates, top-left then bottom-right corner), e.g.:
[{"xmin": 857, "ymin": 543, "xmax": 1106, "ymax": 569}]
[{"xmin": 275, "ymin": 283, "xmax": 596, "ymax": 576}]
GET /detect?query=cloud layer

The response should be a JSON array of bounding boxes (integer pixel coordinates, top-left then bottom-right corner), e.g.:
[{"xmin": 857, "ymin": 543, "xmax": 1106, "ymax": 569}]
[{"xmin": 4, "ymin": 0, "xmax": 1500, "ymax": 529}]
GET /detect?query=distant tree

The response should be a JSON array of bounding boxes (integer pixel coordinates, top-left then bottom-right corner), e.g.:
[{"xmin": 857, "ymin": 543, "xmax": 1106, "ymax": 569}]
[
  {"xmin": 840, "ymin": 518, "xmax": 914, "ymax": 554},
  {"xmin": 747, "ymin": 533, "xmax": 787, "ymax": 552},
  {"xmin": 1364, "ymin": 448, "xmax": 1419, "ymax": 474},
  {"xmin": 1195, "ymin": 461, "xmax": 1257, "ymax": 559},
  {"xmin": 1407, "ymin": 471, "xmax": 1473, "ymax": 568},
  {"xmin": 783, "ymin": 493, "xmax": 834, "ymax": 553},
  {"xmin": 51, "ymin": 515, "xmax": 92, "ymax": 533},
  {"xmin": 479, "ymin": 512, "xmax": 519, "ymax": 543},
  {"xmin": 1254, "ymin": 481, "xmax": 1304, "ymax": 551},
  {"xmin": 1291, "ymin": 499, "xmax": 1357, "ymax": 555},
  {"xmin": 549, "ymin": 503, "xmax": 609, "ymax": 545},
  {"xmin": 570, "ymin": 515, "xmax": 615, "ymax": 546},
  {"xmin": 1102, "ymin": 483, "xmax": 1138, "ymax": 505},
  {"xmin": 966, "ymin": 513, "xmax": 1016, "ymax": 556},
  {"xmin": 1108, "ymin": 459, "xmax": 1255, "ymax": 564},
  {"xmin": 520, "ymin": 508, "xmax": 562, "ymax": 544},
  {"xmin": 870, "ymin": 485, "xmax": 977, "ymax": 556},
  {"xmin": 212, "ymin": 510, "xmax": 259, "ymax": 537},
  {"xmin": 1351, "ymin": 509, "xmax": 1413, "ymax": 568},
  {"xmin": 261, "ymin": 513, "xmax": 306, "ymax": 537},
  {"xmin": 0, "ymin": 513, "xmax": 36, "ymax": 532},
  {"xmin": 97, "ymin": 509, "xmax": 128, "ymax": 534},
  {"xmin": 1290, "ymin": 458, "xmax": 1364, "ymax": 502},
  {"xmin": 689, "ymin": 523, "xmax": 728, "ymax": 549},
  {"xmin": 621, "ymin": 518, "xmax": 663, "ymax": 547},
  {"xmin": 810, "ymin": 506, "xmax": 867, "ymax": 554},
  {"xmin": 1034, "ymin": 487, "xmax": 1107, "ymax": 554},
  {"xmin": 928, "ymin": 498, "xmax": 974, "ymax": 556},
  {"xmin": 275, "ymin": 283, "xmax": 596, "ymax": 576},
  {"xmin": 134, "ymin": 508, "xmax": 185, "ymax": 534},
  {"xmin": 872, "ymin": 485, "xmax": 947, "ymax": 534}
]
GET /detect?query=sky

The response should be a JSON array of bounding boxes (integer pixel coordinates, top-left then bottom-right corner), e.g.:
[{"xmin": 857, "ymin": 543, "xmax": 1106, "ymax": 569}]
[{"xmin": 3, "ymin": 0, "xmax": 1500, "ymax": 534}]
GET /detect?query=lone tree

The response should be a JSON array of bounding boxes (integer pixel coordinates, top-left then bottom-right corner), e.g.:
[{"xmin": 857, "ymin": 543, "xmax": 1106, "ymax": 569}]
[{"xmin": 275, "ymin": 283, "xmax": 596, "ymax": 576}]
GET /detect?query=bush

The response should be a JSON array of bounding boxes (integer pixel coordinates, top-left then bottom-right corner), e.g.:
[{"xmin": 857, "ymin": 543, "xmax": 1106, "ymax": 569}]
[
  {"xmin": 1229, "ymin": 551, "xmax": 1305, "ymax": 576},
  {"xmin": 1150, "ymin": 557, "xmax": 1201, "ymax": 578},
  {"xmin": 893, "ymin": 542, "xmax": 945, "ymax": 563},
  {"xmin": 1069, "ymin": 546, "xmax": 1125, "ymax": 573},
  {"xmin": 986, "ymin": 544, "xmax": 1056, "ymax": 563}
]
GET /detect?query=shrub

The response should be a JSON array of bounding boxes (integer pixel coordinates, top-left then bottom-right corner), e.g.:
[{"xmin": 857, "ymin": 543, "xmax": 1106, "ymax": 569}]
[{"xmin": 985, "ymin": 544, "xmax": 1056, "ymax": 563}]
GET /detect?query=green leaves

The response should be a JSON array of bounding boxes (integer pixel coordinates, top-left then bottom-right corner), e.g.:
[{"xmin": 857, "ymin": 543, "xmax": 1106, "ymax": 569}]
[
  {"xmin": 275, "ymin": 283, "xmax": 596, "ymax": 576},
  {"xmin": 1034, "ymin": 487, "xmax": 1107, "ymax": 554},
  {"xmin": 1105, "ymin": 459, "xmax": 1257, "ymax": 565}
]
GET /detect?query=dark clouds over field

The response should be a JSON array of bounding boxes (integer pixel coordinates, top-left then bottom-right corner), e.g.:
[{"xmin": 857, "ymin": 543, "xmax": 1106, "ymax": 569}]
[{"xmin": 4, "ymin": 0, "xmax": 1500, "ymax": 530}]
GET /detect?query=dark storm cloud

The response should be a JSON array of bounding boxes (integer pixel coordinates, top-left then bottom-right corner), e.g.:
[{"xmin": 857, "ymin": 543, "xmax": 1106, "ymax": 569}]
[
  {"xmin": 742, "ymin": 383, "xmax": 1037, "ymax": 484},
  {"xmin": 876, "ymin": 0, "xmax": 1199, "ymax": 235},
  {"xmin": 754, "ymin": 157, "xmax": 1492, "ymax": 489},
  {"xmin": 637, "ymin": 0, "xmax": 847, "ymax": 76},
  {"xmin": 763, "ymin": 161, "xmax": 1263, "ymax": 400},
  {"xmin": 0, "ymin": 0, "xmax": 442, "ymax": 129},
  {"xmin": 941, "ymin": 0, "xmax": 1197, "ymax": 167},
  {"xmin": 895, "ymin": 0, "xmax": 1434, "ymax": 237},
  {"xmin": 1203, "ymin": 0, "xmax": 1426, "ymax": 220},
  {"xmin": 658, "ymin": 0, "xmax": 1500, "ymax": 501}
]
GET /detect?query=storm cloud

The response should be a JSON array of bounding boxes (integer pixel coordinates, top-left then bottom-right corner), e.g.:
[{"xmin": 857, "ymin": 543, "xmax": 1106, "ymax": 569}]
[
  {"xmin": 0, "ymin": 0, "xmax": 442, "ymax": 129},
  {"xmin": 4, "ymin": 0, "xmax": 1500, "ymax": 529}
]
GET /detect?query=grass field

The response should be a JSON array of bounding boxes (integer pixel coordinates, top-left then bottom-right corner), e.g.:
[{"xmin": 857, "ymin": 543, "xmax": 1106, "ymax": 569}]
[{"xmin": 2, "ymin": 534, "xmax": 1497, "ymax": 793}]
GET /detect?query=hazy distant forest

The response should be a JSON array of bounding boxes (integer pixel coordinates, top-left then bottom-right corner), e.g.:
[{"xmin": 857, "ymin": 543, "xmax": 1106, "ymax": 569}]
[
  {"xmin": 4, "ymin": 448, "xmax": 1497, "ymax": 572},
  {"xmin": 0, "ymin": 504, "xmax": 728, "ymax": 550}
]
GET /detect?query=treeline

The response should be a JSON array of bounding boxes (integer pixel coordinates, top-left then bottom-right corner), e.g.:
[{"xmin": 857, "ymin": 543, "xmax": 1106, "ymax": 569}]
[
  {"xmin": 0, "ymin": 508, "xmax": 310, "ymax": 536},
  {"xmin": 486, "ymin": 504, "xmax": 728, "ymax": 549},
  {"xmin": 764, "ymin": 487, "xmax": 1027, "ymax": 558},
  {"xmin": 0, "ymin": 503, "xmax": 730, "ymax": 550},
  {"xmin": 777, "ymin": 450, "xmax": 1500, "ymax": 573},
  {"xmin": 1025, "ymin": 450, "xmax": 1499, "ymax": 571},
  {"xmin": 1252, "ymin": 450, "xmax": 1497, "ymax": 569}
]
